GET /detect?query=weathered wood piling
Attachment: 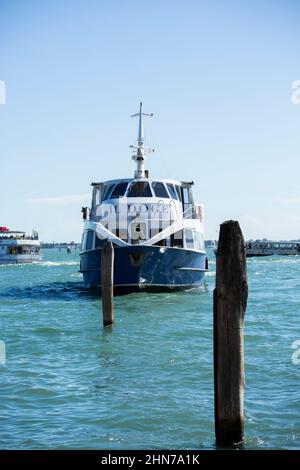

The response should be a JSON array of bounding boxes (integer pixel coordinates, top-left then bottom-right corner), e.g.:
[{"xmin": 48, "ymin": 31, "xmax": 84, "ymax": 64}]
[
  {"xmin": 101, "ymin": 240, "xmax": 114, "ymax": 327},
  {"xmin": 214, "ymin": 220, "xmax": 248, "ymax": 445}
]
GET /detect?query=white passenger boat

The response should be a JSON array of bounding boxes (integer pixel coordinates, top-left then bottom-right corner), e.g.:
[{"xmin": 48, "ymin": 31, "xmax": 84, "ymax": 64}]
[
  {"xmin": 0, "ymin": 227, "xmax": 42, "ymax": 264},
  {"xmin": 79, "ymin": 103, "xmax": 207, "ymax": 293}
]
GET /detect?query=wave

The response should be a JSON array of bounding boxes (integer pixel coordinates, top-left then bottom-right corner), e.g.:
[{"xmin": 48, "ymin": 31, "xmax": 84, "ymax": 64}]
[
  {"xmin": 0, "ymin": 281, "xmax": 85, "ymax": 301},
  {"xmin": 33, "ymin": 326, "xmax": 63, "ymax": 336},
  {"xmin": 0, "ymin": 261, "xmax": 79, "ymax": 268},
  {"xmin": 36, "ymin": 261, "xmax": 79, "ymax": 267},
  {"xmin": 248, "ymin": 257, "xmax": 300, "ymax": 264},
  {"xmin": 205, "ymin": 270, "xmax": 216, "ymax": 277}
]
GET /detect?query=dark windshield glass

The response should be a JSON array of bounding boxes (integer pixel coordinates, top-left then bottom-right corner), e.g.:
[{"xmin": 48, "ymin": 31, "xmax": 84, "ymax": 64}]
[
  {"xmin": 127, "ymin": 181, "xmax": 152, "ymax": 197},
  {"xmin": 102, "ymin": 184, "xmax": 115, "ymax": 201},
  {"xmin": 166, "ymin": 183, "xmax": 178, "ymax": 199},
  {"xmin": 175, "ymin": 185, "xmax": 182, "ymax": 201},
  {"xmin": 110, "ymin": 182, "xmax": 128, "ymax": 198},
  {"xmin": 151, "ymin": 182, "xmax": 169, "ymax": 198}
]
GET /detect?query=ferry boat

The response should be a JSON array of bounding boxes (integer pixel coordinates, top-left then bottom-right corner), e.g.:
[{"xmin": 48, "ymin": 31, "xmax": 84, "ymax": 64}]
[
  {"xmin": 0, "ymin": 227, "xmax": 41, "ymax": 264},
  {"xmin": 246, "ymin": 240, "xmax": 300, "ymax": 257},
  {"xmin": 79, "ymin": 103, "xmax": 207, "ymax": 293}
]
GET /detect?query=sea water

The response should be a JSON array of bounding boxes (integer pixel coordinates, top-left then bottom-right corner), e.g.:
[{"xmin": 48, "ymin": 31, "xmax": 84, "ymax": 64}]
[{"xmin": 0, "ymin": 249, "xmax": 299, "ymax": 449}]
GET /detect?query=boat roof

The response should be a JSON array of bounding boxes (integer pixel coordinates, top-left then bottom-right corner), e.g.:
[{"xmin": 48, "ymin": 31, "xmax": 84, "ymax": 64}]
[
  {"xmin": 0, "ymin": 230, "xmax": 25, "ymax": 234},
  {"xmin": 91, "ymin": 178, "xmax": 194, "ymax": 187}
]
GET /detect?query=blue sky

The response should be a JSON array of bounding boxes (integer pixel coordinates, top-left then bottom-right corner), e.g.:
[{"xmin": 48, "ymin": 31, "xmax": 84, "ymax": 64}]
[{"xmin": 0, "ymin": 0, "xmax": 300, "ymax": 241}]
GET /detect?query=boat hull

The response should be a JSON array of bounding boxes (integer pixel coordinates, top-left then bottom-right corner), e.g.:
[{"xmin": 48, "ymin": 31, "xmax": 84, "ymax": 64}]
[
  {"xmin": 79, "ymin": 245, "xmax": 206, "ymax": 294},
  {"xmin": 246, "ymin": 253, "xmax": 273, "ymax": 257},
  {"xmin": 0, "ymin": 254, "xmax": 42, "ymax": 265}
]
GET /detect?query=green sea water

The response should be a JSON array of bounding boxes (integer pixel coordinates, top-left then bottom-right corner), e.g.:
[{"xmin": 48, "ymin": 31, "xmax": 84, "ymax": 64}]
[{"xmin": 0, "ymin": 248, "xmax": 299, "ymax": 449}]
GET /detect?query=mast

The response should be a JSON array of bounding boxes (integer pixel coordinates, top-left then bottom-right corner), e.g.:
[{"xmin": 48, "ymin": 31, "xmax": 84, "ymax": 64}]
[{"xmin": 130, "ymin": 102, "xmax": 153, "ymax": 178}]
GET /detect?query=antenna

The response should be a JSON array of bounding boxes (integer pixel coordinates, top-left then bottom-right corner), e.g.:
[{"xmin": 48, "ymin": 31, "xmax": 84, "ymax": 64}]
[{"xmin": 130, "ymin": 102, "xmax": 154, "ymax": 178}]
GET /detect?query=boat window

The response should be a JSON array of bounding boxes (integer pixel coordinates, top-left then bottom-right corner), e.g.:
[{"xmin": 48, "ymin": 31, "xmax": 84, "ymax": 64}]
[
  {"xmin": 183, "ymin": 187, "xmax": 191, "ymax": 204},
  {"xmin": 85, "ymin": 230, "xmax": 94, "ymax": 250},
  {"xmin": 151, "ymin": 182, "xmax": 169, "ymax": 198},
  {"xmin": 193, "ymin": 231, "xmax": 202, "ymax": 251},
  {"xmin": 171, "ymin": 230, "xmax": 183, "ymax": 248},
  {"xmin": 175, "ymin": 185, "xmax": 182, "ymax": 201},
  {"xmin": 94, "ymin": 187, "xmax": 102, "ymax": 205},
  {"xmin": 184, "ymin": 229, "xmax": 194, "ymax": 249},
  {"xmin": 95, "ymin": 234, "xmax": 105, "ymax": 248},
  {"xmin": 166, "ymin": 183, "xmax": 178, "ymax": 200},
  {"xmin": 127, "ymin": 181, "xmax": 152, "ymax": 197},
  {"xmin": 110, "ymin": 182, "xmax": 128, "ymax": 198},
  {"xmin": 102, "ymin": 184, "xmax": 116, "ymax": 201},
  {"xmin": 81, "ymin": 232, "xmax": 87, "ymax": 250}
]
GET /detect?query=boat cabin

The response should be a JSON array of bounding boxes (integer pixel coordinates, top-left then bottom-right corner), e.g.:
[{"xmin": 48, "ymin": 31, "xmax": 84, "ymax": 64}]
[
  {"xmin": 81, "ymin": 178, "xmax": 203, "ymax": 248},
  {"xmin": 80, "ymin": 102, "xmax": 205, "ymax": 254}
]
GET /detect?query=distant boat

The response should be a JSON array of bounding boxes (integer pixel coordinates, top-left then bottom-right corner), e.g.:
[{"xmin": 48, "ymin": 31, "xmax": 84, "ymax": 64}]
[
  {"xmin": 246, "ymin": 240, "xmax": 300, "ymax": 257},
  {"xmin": 79, "ymin": 102, "xmax": 207, "ymax": 293},
  {"xmin": 0, "ymin": 227, "xmax": 42, "ymax": 264},
  {"xmin": 205, "ymin": 240, "xmax": 218, "ymax": 249}
]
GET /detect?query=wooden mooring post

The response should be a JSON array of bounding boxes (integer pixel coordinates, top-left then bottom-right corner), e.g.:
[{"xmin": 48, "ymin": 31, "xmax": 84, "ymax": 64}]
[
  {"xmin": 101, "ymin": 240, "xmax": 114, "ymax": 327},
  {"xmin": 214, "ymin": 220, "xmax": 248, "ymax": 445}
]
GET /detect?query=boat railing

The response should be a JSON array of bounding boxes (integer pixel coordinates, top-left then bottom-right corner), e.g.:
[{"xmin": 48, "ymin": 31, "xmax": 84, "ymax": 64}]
[
  {"xmin": 0, "ymin": 235, "xmax": 39, "ymax": 241},
  {"xmin": 183, "ymin": 204, "xmax": 203, "ymax": 221},
  {"xmin": 92, "ymin": 201, "xmax": 203, "ymax": 232},
  {"xmin": 93, "ymin": 200, "xmax": 181, "ymax": 222}
]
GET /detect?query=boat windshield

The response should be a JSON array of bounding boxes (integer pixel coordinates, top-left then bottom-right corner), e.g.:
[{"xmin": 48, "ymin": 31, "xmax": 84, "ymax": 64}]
[
  {"xmin": 110, "ymin": 182, "xmax": 128, "ymax": 198},
  {"xmin": 102, "ymin": 184, "xmax": 116, "ymax": 201},
  {"xmin": 127, "ymin": 181, "xmax": 152, "ymax": 197},
  {"xmin": 151, "ymin": 182, "xmax": 169, "ymax": 198},
  {"xmin": 175, "ymin": 185, "xmax": 182, "ymax": 201},
  {"xmin": 166, "ymin": 183, "xmax": 178, "ymax": 199}
]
